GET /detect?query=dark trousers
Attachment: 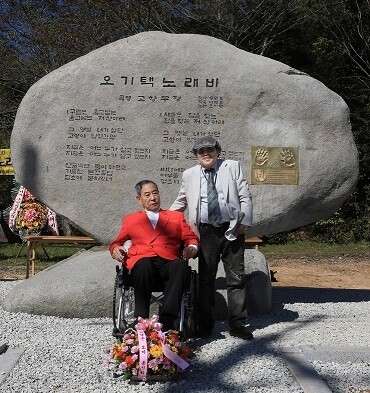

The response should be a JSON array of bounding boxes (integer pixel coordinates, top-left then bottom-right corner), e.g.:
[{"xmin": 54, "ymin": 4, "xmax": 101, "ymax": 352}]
[
  {"xmin": 131, "ymin": 256, "xmax": 188, "ymax": 320},
  {"xmin": 198, "ymin": 223, "xmax": 247, "ymax": 330}
]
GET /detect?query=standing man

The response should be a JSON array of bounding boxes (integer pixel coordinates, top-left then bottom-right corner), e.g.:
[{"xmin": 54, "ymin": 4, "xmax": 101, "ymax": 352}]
[
  {"xmin": 110, "ymin": 180, "xmax": 199, "ymax": 331},
  {"xmin": 170, "ymin": 136, "xmax": 253, "ymax": 339}
]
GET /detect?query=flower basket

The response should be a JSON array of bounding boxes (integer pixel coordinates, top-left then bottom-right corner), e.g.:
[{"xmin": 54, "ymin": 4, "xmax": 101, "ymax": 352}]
[
  {"xmin": 15, "ymin": 201, "xmax": 48, "ymax": 241},
  {"xmin": 8, "ymin": 186, "xmax": 59, "ymax": 240},
  {"xmin": 105, "ymin": 315, "xmax": 192, "ymax": 381},
  {"xmin": 131, "ymin": 374, "xmax": 170, "ymax": 382}
]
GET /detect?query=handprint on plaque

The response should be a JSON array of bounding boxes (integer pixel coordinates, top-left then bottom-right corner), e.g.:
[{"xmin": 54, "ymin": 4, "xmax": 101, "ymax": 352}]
[
  {"xmin": 254, "ymin": 148, "xmax": 269, "ymax": 166},
  {"xmin": 280, "ymin": 148, "xmax": 296, "ymax": 167}
]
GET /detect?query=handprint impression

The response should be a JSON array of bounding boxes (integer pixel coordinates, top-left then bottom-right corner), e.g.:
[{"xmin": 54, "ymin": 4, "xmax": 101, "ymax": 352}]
[
  {"xmin": 255, "ymin": 148, "xmax": 269, "ymax": 166},
  {"xmin": 280, "ymin": 148, "xmax": 296, "ymax": 167}
]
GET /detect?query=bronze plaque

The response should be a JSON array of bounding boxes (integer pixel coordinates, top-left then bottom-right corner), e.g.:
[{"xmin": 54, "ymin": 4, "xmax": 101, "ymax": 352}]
[{"xmin": 250, "ymin": 146, "xmax": 299, "ymax": 185}]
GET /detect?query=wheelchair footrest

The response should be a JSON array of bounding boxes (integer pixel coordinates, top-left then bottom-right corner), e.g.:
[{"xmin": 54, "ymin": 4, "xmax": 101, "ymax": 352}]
[{"xmin": 112, "ymin": 329, "xmax": 125, "ymax": 338}]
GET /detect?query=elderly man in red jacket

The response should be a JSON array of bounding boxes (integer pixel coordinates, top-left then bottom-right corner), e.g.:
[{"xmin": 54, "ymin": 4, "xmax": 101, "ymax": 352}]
[{"xmin": 110, "ymin": 180, "xmax": 199, "ymax": 331}]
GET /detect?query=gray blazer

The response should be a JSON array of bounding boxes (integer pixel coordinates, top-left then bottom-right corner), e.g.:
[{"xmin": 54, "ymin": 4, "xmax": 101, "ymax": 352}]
[{"xmin": 170, "ymin": 159, "xmax": 253, "ymax": 240}]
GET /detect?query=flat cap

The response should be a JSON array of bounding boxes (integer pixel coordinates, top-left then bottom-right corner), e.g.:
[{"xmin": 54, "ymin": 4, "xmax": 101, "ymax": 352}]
[{"xmin": 192, "ymin": 136, "xmax": 221, "ymax": 152}]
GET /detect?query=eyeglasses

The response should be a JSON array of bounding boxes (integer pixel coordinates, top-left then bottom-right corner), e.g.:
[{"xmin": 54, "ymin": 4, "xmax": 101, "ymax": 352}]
[{"xmin": 196, "ymin": 147, "xmax": 216, "ymax": 155}]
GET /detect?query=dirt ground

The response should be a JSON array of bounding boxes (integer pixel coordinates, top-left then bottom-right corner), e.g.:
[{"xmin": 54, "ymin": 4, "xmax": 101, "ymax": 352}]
[
  {"xmin": 0, "ymin": 265, "xmax": 31, "ymax": 281},
  {"xmin": 269, "ymin": 256, "xmax": 370, "ymax": 290},
  {"xmin": 1, "ymin": 256, "xmax": 370, "ymax": 289}
]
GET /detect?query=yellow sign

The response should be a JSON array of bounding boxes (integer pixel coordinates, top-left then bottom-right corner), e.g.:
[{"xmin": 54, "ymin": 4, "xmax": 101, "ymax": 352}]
[
  {"xmin": 250, "ymin": 146, "xmax": 299, "ymax": 185},
  {"xmin": 0, "ymin": 149, "xmax": 14, "ymax": 175}
]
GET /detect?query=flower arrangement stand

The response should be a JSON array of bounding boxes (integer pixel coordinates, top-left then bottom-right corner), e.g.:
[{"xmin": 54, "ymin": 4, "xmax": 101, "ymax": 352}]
[
  {"xmin": 15, "ymin": 242, "xmax": 50, "ymax": 263},
  {"xmin": 244, "ymin": 236, "xmax": 262, "ymax": 250},
  {"xmin": 24, "ymin": 235, "xmax": 97, "ymax": 278}
]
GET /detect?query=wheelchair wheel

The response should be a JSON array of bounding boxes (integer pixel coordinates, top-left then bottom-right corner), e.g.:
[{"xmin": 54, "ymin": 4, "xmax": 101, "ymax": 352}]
[
  {"xmin": 112, "ymin": 272, "xmax": 126, "ymax": 336},
  {"xmin": 112, "ymin": 267, "xmax": 135, "ymax": 339},
  {"xmin": 179, "ymin": 269, "xmax": 198, "ymax": 339}
]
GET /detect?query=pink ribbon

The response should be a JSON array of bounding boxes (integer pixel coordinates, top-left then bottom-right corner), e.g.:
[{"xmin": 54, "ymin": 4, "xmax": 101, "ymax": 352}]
[
  {"xmin": 137, "ymin": 329, "xmax": 148, "ymax": 381},
  {"xmin": 158, "ymin": 331, "xmax": 189, "ymax": 371},
  {"xmin": 135, "ymin": 315, "xmax": 162, "ymax": 332},
  {"xmin": 135, "ymin": 315, "xmax": 189, "ymax": 380},
  {"xmin": 135, "ymin": 315, "xmax": 162, "ymax": 380}
]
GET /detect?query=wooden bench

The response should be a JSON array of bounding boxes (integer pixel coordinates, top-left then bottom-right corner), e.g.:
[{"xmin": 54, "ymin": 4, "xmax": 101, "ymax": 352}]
[
  {"xmin": 245, "ymin": 236, "xmax": 263, "ymax": 250},
  {"xmin": 24, "ymin": 235, "xmax": 97, "ymax": 278}
]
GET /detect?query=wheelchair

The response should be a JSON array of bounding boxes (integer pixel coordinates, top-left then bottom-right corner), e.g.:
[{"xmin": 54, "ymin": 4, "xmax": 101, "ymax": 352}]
[{"xmin": 112, "ymin": 262, "xmax": 198, "ymax": 341}]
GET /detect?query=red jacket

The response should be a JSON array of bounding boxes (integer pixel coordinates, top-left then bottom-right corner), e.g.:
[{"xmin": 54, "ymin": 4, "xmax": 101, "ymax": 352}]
[{"xmin": 109, "ymin": 209, "xmax": 199, "ymax": 270}]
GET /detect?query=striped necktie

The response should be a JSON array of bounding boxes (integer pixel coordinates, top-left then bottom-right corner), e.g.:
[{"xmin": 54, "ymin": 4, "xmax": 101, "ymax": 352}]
[{"xmin": 205, "ymin": 168, "xmax": 222, "ymax": 225}]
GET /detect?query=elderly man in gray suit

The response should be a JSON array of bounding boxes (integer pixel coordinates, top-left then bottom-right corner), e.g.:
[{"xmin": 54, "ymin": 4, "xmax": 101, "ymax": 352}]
[{"xmin": 170, "ymin": 136, "xmax": 253, "ymax": 340}]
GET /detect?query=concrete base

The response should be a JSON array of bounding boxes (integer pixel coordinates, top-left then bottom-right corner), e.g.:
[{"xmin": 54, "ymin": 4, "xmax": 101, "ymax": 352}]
[
  {"xmin": 279, "ymin": 347, "xmax": 332, "ymax": 393},
  {"xmin": 280, "ymin": 346, "xmax": 370, "ymax": 393},
  {"xmin": 0, "ymin": 345, "xmax": 25, "ymax": 385}
]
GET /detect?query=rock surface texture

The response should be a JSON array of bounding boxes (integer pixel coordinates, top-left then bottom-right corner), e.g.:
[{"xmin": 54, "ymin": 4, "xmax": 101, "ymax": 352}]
[
  {"xmin": 3, "ymin": 248, "xmax": 269, "ymax": 318},
  {"xmin": 11, "ymin": 32, "xmax": 358, "ymax": 244},
  {"xmin": 2, "ymin": 249, "xmax": 117, "ymax": 318}
]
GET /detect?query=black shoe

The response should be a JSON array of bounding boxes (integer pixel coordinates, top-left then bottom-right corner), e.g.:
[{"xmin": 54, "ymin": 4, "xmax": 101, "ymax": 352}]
[
  {"xmin": 196, "ymin": 326, "xmax": 213, "ymax": 338},
  {"xmin": 229, "ymin": 326, "xmax": 254, "ymax": 340},
  {"xmin": 160, "ymin": 315, "xmax": 176, "ymax": 331}
]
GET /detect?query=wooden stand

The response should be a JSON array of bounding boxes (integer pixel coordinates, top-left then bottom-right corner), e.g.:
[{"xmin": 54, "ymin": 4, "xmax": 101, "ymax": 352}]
[
  {"xmin": 245, "ymin": 236, "xmax": 262, "ymax": 249},
  {"xmin": 24, "ymin": 235, "xmax": 97, "ymax": 278}
]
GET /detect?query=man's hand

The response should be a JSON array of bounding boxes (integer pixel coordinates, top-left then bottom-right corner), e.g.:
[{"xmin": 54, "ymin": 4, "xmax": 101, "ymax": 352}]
[
  {"xmin": 111, "ymin": 246, "xmax": 127, "ymax": 264},
  {"xmin": 182, "ymin": 245, "xmax": 198, "ymax": 260}
]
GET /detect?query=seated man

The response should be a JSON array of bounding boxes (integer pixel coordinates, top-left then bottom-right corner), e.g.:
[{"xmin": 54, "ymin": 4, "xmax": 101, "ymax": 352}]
[{"xmin": 109, "ymin": 180, "xmax": 199, "ymax": 331}]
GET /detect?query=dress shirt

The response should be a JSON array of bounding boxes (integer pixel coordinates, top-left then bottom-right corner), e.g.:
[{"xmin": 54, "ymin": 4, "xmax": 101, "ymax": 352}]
[
  {"xmin": 145, "ymin": 209, "xmax": 198, "ymax": 251},
  {"xmin": 145, "ymin": 209, "xmax": 159, "ymax": 228},
  {"xmin": 200, "ymin": 162, "xmax": 229, "ymax": 224}
]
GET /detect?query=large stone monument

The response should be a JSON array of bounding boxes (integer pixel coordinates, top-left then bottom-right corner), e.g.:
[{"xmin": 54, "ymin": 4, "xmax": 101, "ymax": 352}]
[
  {"xmin": 4, "ymin": 32, "xmax": 358, "ymax": 319},
  {"xmin": 10, "ymin": 31, "xmax": 358, "ymax": 244}
]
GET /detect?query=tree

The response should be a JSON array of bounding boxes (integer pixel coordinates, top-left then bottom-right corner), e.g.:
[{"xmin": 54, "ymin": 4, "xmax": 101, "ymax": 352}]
[{"xmin": 0, "ymin": 0, "xmax": 369, "ymax": 241}]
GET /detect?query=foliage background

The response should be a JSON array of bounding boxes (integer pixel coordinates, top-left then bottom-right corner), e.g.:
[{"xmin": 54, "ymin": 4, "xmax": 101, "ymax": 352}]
[{"xmin": 0, "ymin": 0, "xmax": 369, "ymax": 243}]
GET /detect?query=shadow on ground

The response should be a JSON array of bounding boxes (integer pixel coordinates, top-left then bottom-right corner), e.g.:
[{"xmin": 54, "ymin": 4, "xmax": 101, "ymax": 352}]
[{"xmin": 272, "ymin": 286, "xmax": 370, "ymax": 304}]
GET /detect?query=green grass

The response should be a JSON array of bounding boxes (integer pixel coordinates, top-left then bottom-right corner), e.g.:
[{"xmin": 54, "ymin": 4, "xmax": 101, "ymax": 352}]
[
  {"xmin": 259, "ymin": 240, "xmax": 370, "ymax": 259},
  {"xmin": 0, "ymin": 243, "xmax": 96, "ymax": 267},
  {"xmin": 1, "ymin": 240, "xmax": 369, "ymax": 268}
]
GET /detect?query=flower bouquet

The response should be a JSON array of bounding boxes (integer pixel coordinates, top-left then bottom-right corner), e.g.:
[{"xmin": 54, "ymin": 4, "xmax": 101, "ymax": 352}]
[
  {"xmin": 8, "ymin": 186, "xmax": 59, "ymax": 240},
  {"xmin": 105, "ymin": 315, "xmax": 192, "ymax": 381},
  {"xmin": 15, "ymin": 201, "xmax": 48, "ymax": 240}
]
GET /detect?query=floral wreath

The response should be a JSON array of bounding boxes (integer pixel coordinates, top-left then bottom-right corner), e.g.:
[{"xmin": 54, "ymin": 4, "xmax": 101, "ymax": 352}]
[
  {"xmin": 8, "ymin": 186, "xmax": 58, "ymax": 240},
  {"xmin": 15, "ymin": 201, "xmax": 48, "ymax": 232},
  {"xmin": 104, "ymin": 315, "xmax": 192, "ymax": 381}
]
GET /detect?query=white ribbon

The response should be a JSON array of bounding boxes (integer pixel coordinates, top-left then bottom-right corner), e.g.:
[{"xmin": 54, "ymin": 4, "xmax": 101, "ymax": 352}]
[
  {"xmin": 47, "ymin": 208, "xmax": 59, "ymax": 235},
  {"xmin": 8, "ymin": 186, "xmax": 25, "ymax": 232}
]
